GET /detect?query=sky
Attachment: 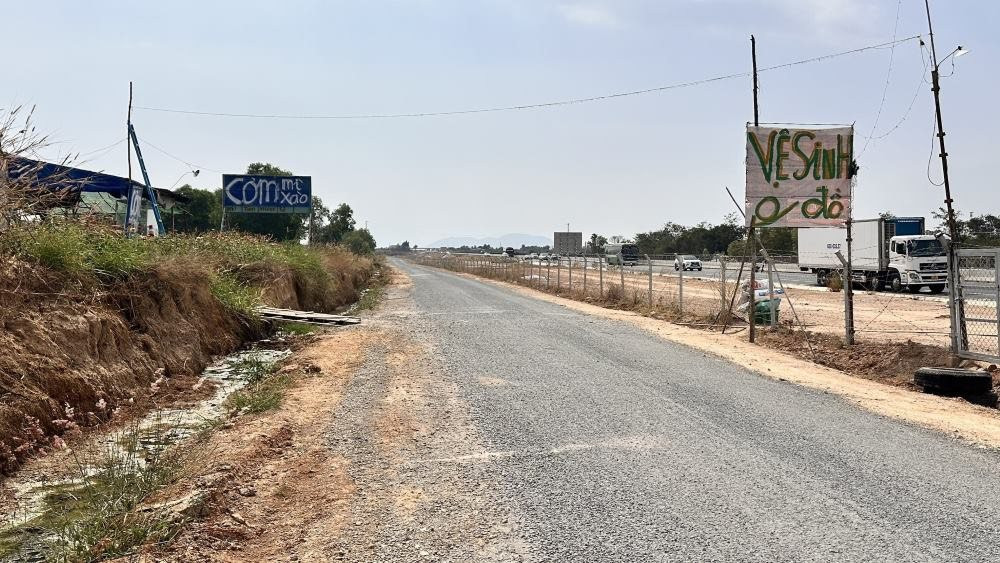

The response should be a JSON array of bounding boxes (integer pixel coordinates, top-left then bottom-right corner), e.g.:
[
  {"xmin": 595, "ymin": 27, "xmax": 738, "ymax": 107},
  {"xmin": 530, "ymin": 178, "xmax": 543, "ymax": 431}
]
[{"xmin": 5, "ymin": 0, "xmax": 996, "ymax": 247}]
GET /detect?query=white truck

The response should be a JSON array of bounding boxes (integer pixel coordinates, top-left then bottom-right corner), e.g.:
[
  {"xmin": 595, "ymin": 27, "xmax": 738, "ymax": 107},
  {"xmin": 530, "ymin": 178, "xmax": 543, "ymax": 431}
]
[{"xmin": 797, "ymin": 217, "xmax": 948, "ymax": 293}]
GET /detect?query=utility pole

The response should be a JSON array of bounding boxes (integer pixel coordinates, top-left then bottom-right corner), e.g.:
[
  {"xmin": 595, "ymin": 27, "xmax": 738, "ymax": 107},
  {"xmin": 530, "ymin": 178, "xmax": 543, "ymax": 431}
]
[
  {"xmin": 748, "ymin": 35, "xmax": 760, "ymax": 343},
  {"xmin": 751, "ymin": 35, "xmax": 760, "ymax": 128},
  {"xmin": 924, "ymin": 0, "xmax": 962, "ymax": 355},
  {"xmin": 924, "ymin": 1, "xmax": 959, "ymax": 244},
  {"xmin": 125, "ymin": 82, "xmax": 133, "ymax": 235}
]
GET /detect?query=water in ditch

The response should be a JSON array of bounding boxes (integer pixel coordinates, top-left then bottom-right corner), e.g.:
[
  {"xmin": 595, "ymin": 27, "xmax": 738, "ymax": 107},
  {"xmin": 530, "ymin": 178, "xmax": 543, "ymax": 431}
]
[{"xmin": 0, "ymin": 345, "xmax": 290, "ymax": 562}]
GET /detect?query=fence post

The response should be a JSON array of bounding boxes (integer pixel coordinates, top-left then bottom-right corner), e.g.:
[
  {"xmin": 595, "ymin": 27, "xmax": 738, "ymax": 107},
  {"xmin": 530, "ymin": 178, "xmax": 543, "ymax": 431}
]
[
  {"xmin": 547, "ymin": 260, "xmax": 551, "ymax": 290},
  {"xmin": 646, "ymin": 255, "xmax": 653, "ymax": 307},
  {"xmin": 749, "ymin": 230, "xmax": 757, "ymax": 343},
  {"xmin": 599, "ymin": 257, "xmax": 604, "ymax": 297},
  {"xmin": 583, "ymin": 253, "xmax": 588, "ymax": 294},
  {"xmin": 679, "ymin": 261, "xmax": 684, "ymax": 317},
  {"xmin": 767, "ymin": 257, "xmax": 776, "ymax": 327},
  {"xmin": 557, "ymin": 260, "xmax": 561, "ymax": 291},
  {"xmin": 619, "ymin": 253, "xmax": 625, "ymax": 292},
  {"xmin": 845, "ymin": 219, "xmax": 855, "ymax": 344},
  {"xmin": 834, "ymin": 248, "xmax": 854, "ymax": 344},
  {"xmin": 569, "ymin": 258, "xmax": 573, "ymax": 292}
]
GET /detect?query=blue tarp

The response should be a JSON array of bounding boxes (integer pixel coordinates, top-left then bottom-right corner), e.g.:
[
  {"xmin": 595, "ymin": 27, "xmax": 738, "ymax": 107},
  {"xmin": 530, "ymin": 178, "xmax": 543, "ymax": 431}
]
[{"xmin": 6, "ymin": 157, "xmax": 147, "ymax": 199}]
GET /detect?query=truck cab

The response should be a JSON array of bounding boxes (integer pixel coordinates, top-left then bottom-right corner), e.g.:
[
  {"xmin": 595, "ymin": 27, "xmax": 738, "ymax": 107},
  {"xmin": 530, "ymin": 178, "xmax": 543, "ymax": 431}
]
[{"xmin": 886, "ymin": 235, "xmax": 948, "ymax": 293}]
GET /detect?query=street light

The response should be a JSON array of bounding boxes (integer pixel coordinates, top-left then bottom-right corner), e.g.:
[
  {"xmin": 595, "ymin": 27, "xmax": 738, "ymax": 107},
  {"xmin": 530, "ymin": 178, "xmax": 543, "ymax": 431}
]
[
  {"xmin": 923, "ymin": 0, "xmax": 968, "ymax": 355},
  {"xmin": 949, "ymin": 46, "xmax": 970, "ymax": 60},
  {"xmin": 169, "ymin": 169, "xmax": 200, "ymax": 190}
]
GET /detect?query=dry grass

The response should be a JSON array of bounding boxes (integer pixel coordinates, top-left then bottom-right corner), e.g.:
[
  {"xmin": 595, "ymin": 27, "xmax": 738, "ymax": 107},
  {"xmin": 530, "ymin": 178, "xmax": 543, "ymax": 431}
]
[{"xmin": 0, "ymin": 234, "xmax": 378, "ymax": 474}]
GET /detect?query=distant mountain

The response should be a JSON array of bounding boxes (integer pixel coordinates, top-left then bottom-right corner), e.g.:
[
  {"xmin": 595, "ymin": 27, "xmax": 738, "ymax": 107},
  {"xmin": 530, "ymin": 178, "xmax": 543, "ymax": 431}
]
[{"xmin": 428, "ymin": 233, "xmax": 552, "ymax": 249}]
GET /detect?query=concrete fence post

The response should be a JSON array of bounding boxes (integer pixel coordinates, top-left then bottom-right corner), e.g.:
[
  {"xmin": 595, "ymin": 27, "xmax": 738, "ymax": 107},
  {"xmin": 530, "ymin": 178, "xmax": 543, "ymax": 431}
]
[
  {"xmin": 619, "ymin": 254, "xmax": 625, "ymax": 293},
  {"xmin": 646, "ymin": 255, "xmax": 653, "ymax": 307},
  {"xmin": 599, "ymin": 257, "xmax": 604, "ymax": 297},
  {"xmin": 569, "ymin": 258, "xmax": 573, "ymax": 292},
  {"xmin": 547, "ymin": 260, "xmax": 551, "ymax": 290},
  {"xmin": 583, "ymin": 254, "xmax": 588, "ymax": 294},
  {"xmin": 768, "ymin": 258, "xmax": 776, "ymax": 327},
  {"xmin": 557, "ymin": 260, "xmax": 561, "ymax": 291},
  {"xmin": 679, "ymin": 262, "xmax": 684, "ymax": 317}
]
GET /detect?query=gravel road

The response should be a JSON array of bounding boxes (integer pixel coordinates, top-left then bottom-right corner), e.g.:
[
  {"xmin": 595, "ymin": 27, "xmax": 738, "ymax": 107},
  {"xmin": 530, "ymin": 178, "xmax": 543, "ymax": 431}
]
[{"xmin": 373, "ymin": 259, "xmax": 1000, "ymax": 562}]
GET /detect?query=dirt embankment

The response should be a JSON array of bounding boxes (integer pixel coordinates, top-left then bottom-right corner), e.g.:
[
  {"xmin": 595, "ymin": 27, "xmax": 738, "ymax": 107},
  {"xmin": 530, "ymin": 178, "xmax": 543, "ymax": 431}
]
[{"xmin": 0, "ymin": 249, "xmax": 376, "ymax": 475}]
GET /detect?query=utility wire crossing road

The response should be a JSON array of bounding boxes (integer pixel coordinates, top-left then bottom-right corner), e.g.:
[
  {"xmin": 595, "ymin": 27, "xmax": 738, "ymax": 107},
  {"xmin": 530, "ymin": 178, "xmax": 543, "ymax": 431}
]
[{"xmin": 390, "ymin": 259, "xmax": 1000, "ymax": 562}]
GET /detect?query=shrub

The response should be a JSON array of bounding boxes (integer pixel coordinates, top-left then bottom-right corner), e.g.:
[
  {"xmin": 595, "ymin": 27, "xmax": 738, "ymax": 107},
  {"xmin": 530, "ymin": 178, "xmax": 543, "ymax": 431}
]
[{"xmin": 210, "ymin": 273, "xmax": 260, "ymax": 316}]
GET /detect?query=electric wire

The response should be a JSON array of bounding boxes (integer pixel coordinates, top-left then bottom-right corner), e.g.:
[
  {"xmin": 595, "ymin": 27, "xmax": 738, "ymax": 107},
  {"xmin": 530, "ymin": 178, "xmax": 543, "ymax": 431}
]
[
  {"xmin": 137, "ymin": 137, "xmax": 223, "ymax": 173},
  {"xmin": 859, "ymin": 0, "xmax": 903, "ymax": 158},
  {"xmin": 76, "ymin": 138, "xmax": 126, "ymax": 158},
  {"xmin": 133, "ymin": 35, "xmax": 923, "ymax": 120},
  {"xmin": 857, "ymin": 51, "xmax": 928, "ymax": 142},
  {"xmin": 926, "ymin": 111, "xmax": 944, "ymax": 187}
]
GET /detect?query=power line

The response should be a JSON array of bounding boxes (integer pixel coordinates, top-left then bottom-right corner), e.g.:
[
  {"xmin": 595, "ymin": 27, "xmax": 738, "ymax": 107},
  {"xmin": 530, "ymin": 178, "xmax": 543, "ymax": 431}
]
[
  {"xmin": 857, "ymin": 48, "xmax": 928, "ymax": 143},
  {"xmin": 134, "ymin": 35, "xmax": 922, "ymax": 121},
  {"xmin": 76, "ymin": 138, "xmax": 126, "ymax": 158},
  {"xmin": 137, "ymin": 136, "xmax": 223, "ymax": 173},
  {"xmin": 859, "ymin": 0, "xmax": 903, "ymax": 158},
  {"xmin": 926, "ymin": 110, "xmax": 944, "ymax": 187}
]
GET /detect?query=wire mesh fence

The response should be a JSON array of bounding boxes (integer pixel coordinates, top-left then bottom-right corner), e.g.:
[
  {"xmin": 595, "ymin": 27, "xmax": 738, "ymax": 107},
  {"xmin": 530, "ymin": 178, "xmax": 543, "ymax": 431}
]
[
  {"xmin": 955, "ymin": 249, "xmax": 1000, "ymax": 362},
  {"xmin": 409, "ymin": 249, "xmax": 960, "ymax": 350}
]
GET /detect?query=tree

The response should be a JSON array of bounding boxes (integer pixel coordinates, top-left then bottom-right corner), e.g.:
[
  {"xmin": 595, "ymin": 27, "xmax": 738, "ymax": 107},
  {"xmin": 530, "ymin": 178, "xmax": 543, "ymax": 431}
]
[
  {"xmin": 633, "ymin": 214, "xmax": 746, "ymax": 256},
  {"xmin": 314, "ymin": 202, "xmax": 356, "ymax": 243},
  {"xmin": 172, "ymin": 184, "xmax": 221, "ymax": 232},
  {"xmin": 966, "ymin": 214, "xmax": 1000, "ymax": 246},
  {"xmin": 342, "ymin": 228, "xmax": 376, "ymax": 255},
  {"xmin": 587, "ymin": 233, "xmax": 607, "ymax": 254},
  {"xmin": 308, "ymin": 195, "xmax": 331, "ymax": 242},
  {"xmin": 932, "ymin": 206, "xmax": 968, "ymax": 239},
  {"xmin": 225, "ymin": 163, "xmax": 307, "ymax": 241}
]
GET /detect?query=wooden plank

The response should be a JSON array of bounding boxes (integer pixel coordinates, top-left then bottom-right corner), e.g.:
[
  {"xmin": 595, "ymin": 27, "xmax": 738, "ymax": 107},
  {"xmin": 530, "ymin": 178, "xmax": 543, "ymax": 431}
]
[{"xmin": 256, "ymin": 306, "xmax": 361, "ymax": 325}]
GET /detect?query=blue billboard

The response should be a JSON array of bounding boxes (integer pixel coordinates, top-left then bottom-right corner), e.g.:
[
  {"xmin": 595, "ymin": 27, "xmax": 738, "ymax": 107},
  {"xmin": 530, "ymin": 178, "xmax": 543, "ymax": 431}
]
[{"xmin": 222, "ymin": 174, "xmax": 312, "ymax": 214}]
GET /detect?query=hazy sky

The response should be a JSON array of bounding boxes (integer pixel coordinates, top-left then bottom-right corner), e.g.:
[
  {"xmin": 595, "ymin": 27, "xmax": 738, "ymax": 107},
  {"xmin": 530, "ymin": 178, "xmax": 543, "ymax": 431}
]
[{"xmin": 6, "ymin": 1, "xmax": 995, "ymax": 246}]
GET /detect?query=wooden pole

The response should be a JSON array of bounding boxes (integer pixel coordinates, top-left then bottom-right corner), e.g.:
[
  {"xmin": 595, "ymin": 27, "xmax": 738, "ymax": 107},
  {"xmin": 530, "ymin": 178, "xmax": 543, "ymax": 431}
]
[
  {"xmin": 126, "ymin": 82, "xmax": 133, "ymax": 235},
  {"xmin": 751, "ymin": 35, "xmax": 760, "ymax": 126}
]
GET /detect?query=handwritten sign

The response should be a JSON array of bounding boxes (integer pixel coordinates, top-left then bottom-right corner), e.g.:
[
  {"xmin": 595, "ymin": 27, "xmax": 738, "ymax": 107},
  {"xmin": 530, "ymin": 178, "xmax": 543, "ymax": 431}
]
[
  {"xmin": 745, "ymin": 126, "xmax": 853, "ymax": 228},
  {"xmin": 222, "ymin": 174, "xmax": 312, "ymax": 214}
]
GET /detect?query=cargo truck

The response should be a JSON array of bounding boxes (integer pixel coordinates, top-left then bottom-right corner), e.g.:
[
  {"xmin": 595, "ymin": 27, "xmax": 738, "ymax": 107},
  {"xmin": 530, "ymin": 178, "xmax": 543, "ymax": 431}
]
[{"xmin": 797, "ymin": 217, "xmax": 948, "ymax": 293}]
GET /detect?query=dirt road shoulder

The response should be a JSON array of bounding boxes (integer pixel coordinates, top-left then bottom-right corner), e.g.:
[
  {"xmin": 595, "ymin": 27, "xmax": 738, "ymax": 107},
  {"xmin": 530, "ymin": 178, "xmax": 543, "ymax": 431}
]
[{"xmin": 154, "ymin": 267, "xmax": 526, "ymax": 562}]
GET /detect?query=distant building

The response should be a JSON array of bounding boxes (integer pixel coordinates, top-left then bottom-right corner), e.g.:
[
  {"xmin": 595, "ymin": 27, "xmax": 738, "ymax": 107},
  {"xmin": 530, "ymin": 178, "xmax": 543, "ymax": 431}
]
[{"xmin": 553, "ymin": 231, "xmax": 583, "ymax": 254}]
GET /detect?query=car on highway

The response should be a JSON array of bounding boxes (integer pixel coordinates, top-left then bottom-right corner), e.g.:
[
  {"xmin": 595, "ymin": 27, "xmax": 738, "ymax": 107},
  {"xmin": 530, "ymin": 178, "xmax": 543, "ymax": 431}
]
[
  {"xmin": 503, "ymin": 247, "xmax": 515, "ymax": 257},
  {"xmin": 675, "ymin": 255, "xmax": 703, "ymax": 271},
  {"xmin": 550, "ymin": 253, "xmax": 561, "ymax": 263}
]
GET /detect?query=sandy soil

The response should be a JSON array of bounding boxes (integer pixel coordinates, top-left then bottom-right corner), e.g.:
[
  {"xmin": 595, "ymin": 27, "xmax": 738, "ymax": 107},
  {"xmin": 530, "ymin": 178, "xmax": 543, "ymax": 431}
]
[
  {"xmin": 156, "ymin": 327, "xmax": 378, "ymax": 562},
  {"xmin": 542, "ymin": 265, "xmax": 951, "ymax": 347}
]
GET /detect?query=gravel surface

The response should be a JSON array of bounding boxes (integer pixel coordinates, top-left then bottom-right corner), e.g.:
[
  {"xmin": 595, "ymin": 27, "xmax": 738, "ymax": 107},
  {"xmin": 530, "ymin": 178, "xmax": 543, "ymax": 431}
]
[{"xmin": 385, "ymin": 258, "xmax": 1000, "ymax": 563}]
